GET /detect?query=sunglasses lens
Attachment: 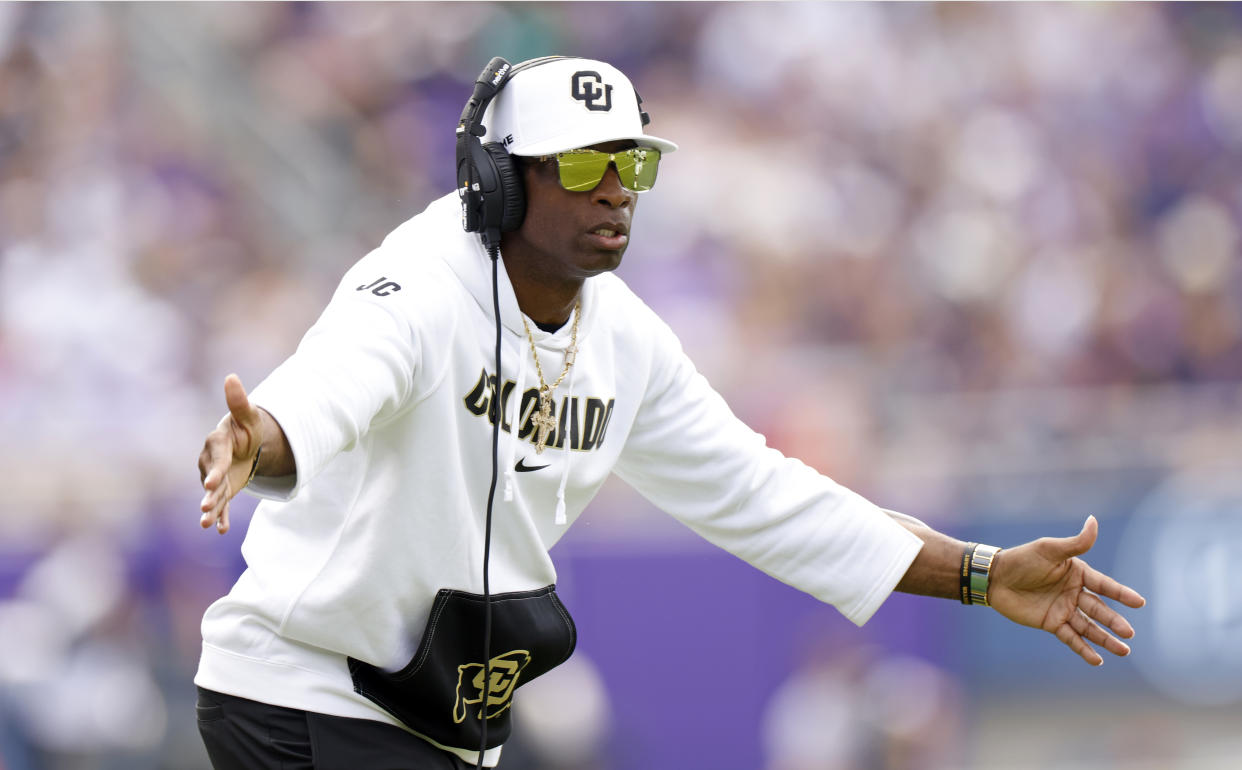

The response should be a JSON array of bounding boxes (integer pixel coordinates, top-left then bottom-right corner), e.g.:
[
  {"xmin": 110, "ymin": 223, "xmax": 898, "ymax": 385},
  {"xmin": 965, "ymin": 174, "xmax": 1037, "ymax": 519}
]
[
  {"xmin": 613, "ymin": 148, "xmax": 660, "ymax": 192},
  {"xmin": 556, "ymin": 148, "xmax": 662, "ymax": 192},
  {"xmin": 557, "ymin": 152, "xmax": 612, "ymax": 192}
]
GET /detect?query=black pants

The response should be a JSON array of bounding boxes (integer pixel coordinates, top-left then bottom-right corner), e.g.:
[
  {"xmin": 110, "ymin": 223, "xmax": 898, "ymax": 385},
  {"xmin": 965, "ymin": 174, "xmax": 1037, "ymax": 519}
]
[{"xmin": 196, "ymin": 687, "xmax": 475, "ymax": 770}]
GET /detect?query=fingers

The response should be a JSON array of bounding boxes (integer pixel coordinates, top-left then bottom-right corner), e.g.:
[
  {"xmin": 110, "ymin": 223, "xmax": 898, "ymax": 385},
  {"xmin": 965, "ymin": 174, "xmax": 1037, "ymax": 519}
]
[
  {"xmin": 1079, "ymin": 590, "xmax": 1135, "ymax": 640},
  {"xmin": 198, "ymin": 444, "xmax": 211, "ymax": 485},
  {"xmin": 1054, "ymin": 622, "xmax": 1103, "ymax": 666},
  {"xmin": 1054, "ymin": 588, "xmax": 1139, "ymax": 666},
  {"xmin": 200, "ymin": 479, "xmax": 232, "ymax": 535},
  {"xmin": 199, "ymin": 425, "xmax": 236, "ymax": 535},
  {"xmin": 200, "ymin": 431, "xmax": 230, "ymax": 490},
  {"xmin": 200, "ymin": 470, "xmax": 224, "ymax": 514},
  {"xmin": 1069, "ymin": 609, "xmax": 1131, "ymax": 658},
  {"xmin": 1082, "ymin": 565, "xmax": 1147, "ymax": 609},
  {"xmin": 198, "ymin": 424, "xmax": 234, "ymax": 486},
  {"xmin": 201, "ymin": 502, "xmax": 230, "ymax": 534}
]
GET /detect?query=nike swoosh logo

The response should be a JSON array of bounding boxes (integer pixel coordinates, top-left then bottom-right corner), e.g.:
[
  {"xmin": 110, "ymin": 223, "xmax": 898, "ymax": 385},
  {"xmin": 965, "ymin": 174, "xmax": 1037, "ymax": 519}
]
[{"xmin": 514, "ymin": 458, "xmax": 550, "ymax": 473}]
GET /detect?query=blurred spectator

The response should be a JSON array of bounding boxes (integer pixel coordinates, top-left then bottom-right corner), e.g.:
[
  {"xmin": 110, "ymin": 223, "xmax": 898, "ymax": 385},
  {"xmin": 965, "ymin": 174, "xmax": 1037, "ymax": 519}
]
[{"xmin": 761, "ymin": 640, "xmax": 962, "ymax": 770}]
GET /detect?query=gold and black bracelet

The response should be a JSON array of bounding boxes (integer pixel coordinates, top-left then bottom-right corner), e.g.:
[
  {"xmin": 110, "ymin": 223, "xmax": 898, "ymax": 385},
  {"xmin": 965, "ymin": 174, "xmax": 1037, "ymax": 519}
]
[
  {"xmin": 960, "ymin": 543, "xmax": 1002, "ymax": 606},
  {"xmin": 245, "ymin": 446, "xmax": 263, "ymax": 488},
  {"xmin": 959, "ymin": 542, "xmax": 977, "ymax": 604}
]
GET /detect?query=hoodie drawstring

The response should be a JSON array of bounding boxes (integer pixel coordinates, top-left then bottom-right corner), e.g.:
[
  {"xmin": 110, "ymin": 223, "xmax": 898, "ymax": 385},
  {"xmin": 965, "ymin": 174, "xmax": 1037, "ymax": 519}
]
[
  {"xmin": 554, "ymin": 348, "xmax": 577, "ymax": 526},
  {"xmin": 503, "ymin": 339, "xmax": 529, "ymax": 502}
]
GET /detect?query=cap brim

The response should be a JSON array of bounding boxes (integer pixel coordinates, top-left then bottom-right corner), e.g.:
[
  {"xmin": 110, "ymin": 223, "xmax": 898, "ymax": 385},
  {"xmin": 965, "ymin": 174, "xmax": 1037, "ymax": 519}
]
[{"xmin": 511, "ymin": 133, "xmax": 678, "ymax": 157}]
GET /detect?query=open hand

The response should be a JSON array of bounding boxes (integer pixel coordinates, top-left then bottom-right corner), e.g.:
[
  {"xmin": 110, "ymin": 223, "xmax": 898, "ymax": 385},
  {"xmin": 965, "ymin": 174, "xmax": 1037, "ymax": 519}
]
[
  {"xmin": 989, "ymin": 515, "xmax": 1146, "ymax": 666},
  {"xmin": 197, "ymin": 374, "xmax": 263, "ymax": 535}
]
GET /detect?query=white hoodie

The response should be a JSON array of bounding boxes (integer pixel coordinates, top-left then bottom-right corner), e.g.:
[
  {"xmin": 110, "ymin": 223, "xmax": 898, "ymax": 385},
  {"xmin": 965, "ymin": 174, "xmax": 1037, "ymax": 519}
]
[{"xmin": 195, "ymin": 193, "xmax": 922, "ymax": 765}]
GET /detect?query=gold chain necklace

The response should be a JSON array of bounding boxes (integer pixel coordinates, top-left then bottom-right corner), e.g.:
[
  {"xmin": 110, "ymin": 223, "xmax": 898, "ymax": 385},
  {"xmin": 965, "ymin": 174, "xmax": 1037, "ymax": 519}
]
[{"xmin": 521, "ymin": 301, "xmax": 581, "ymax": 454}]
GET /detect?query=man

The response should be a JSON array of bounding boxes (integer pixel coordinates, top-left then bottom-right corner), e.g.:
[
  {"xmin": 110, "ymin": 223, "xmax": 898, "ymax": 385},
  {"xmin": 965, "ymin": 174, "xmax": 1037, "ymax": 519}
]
[{"xmin": 195, "ymin": 56, "xmax": 1144, "ymax": 769}]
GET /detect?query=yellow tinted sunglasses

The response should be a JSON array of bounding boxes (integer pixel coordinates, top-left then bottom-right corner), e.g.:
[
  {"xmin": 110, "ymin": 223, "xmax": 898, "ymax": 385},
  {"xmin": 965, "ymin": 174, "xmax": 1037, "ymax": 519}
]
[{"xmin": 535, "ymin": 147, "xmax": 662, "ymax": 193}]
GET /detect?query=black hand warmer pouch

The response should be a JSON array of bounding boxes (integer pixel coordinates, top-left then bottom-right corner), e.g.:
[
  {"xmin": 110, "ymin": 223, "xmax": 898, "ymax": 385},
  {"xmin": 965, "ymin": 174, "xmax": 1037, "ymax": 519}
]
[{"xmin": 348, "ymin": 585, "xmax": 576, "ymax": 751}]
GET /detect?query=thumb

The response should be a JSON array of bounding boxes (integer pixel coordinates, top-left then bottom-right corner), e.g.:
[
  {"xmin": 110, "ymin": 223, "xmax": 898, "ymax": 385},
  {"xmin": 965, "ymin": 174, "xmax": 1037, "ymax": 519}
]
[
  {"xmin": 1042, "ymin": 515, "xmax": 1098, "ymax": 561},
  {"xmin": 223, "ymin": 374, "xmax": 255, "ymax": 424}
]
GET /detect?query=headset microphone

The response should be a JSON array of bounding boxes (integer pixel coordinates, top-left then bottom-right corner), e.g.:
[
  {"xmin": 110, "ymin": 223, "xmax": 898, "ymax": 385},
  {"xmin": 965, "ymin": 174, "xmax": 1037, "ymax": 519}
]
[{"xmin": 461, "ymin": 57, "xmax": 512, "ymax": 122}]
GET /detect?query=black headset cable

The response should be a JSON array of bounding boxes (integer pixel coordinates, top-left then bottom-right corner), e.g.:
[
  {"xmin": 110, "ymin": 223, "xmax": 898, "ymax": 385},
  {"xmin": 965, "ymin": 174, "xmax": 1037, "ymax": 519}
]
[{"xmin": 477, "ymin": 243, "xmax": 502, "ymax": 767}]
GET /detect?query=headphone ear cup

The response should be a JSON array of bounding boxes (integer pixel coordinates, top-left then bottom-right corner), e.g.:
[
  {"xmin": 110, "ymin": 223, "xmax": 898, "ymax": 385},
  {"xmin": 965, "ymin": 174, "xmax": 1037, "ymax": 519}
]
[{"xmin": 483, "ymin": 143, "xmax": 526, "ymax": 233}]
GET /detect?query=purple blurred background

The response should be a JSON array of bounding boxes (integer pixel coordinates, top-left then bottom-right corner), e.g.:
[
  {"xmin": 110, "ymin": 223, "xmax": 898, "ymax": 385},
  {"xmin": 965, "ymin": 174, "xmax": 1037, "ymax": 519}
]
[{"xmin": 2, "ymin": 3, "xmax": 1241, "ymax": 768}]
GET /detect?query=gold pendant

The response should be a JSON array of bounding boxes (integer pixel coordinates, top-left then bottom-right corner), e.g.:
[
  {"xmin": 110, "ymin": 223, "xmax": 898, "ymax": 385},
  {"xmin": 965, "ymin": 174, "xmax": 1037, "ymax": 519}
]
[{"xmin": 532, "ymin": 388, "xmax": 557, "ymax": 454}]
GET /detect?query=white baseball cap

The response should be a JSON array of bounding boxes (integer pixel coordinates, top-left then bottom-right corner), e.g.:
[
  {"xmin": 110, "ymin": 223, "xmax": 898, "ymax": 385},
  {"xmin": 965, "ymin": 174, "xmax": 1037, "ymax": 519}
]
[{"xmin": 481, "ymin": 56, "xmax": 678, "ymax": 157}]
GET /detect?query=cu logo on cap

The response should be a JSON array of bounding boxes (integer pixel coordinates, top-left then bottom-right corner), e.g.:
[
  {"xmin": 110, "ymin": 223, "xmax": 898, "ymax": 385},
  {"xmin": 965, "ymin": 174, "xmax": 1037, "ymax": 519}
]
[{"xmin": 571, "ymin": 71, "xmax": 613, "ymax": 112}]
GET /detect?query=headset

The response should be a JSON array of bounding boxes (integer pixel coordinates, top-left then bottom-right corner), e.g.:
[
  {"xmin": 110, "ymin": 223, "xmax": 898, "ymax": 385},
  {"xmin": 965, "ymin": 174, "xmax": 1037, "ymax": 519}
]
[{"xmin": 456, "ymin": 55, "xmax": 569, "ymax": 252}]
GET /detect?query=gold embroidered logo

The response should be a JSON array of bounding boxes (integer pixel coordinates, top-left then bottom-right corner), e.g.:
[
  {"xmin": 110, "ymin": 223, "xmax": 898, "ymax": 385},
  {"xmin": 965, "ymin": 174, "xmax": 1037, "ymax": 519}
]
[{"xmin": 453, "ymin": 650, "xmax": 532, "ymax": 724}]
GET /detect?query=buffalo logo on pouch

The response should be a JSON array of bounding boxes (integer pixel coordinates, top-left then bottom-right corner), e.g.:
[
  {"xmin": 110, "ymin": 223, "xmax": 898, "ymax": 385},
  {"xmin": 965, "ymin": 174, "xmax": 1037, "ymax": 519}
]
[{"xmin": 453, "ymin": 650, "xmax": 532, "ymax": 723}]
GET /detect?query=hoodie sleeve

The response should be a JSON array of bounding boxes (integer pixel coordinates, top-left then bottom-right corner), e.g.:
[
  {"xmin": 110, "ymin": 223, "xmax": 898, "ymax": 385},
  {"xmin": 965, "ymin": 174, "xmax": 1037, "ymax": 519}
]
[
  {"xmin": 243, "ymin": 251, "xmax": 421, "ymax": 501},
  {"xmin": 613, "ymin": 318, "xmax": 922, "ymax": 626}
]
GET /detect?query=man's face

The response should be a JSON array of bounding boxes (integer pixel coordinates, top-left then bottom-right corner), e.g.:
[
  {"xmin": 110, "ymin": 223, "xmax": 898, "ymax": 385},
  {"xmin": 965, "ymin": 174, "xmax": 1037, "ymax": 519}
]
[{"xmin": 505, "ymin": 140, "xmax": 640, "ymax": 281}]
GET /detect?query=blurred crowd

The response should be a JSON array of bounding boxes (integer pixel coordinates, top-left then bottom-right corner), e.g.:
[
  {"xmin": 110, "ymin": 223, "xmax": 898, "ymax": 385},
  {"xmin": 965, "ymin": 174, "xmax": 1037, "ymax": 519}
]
[{"xmin": 2, "ymin": 3, "xmax": 1241, "ymax": 768}]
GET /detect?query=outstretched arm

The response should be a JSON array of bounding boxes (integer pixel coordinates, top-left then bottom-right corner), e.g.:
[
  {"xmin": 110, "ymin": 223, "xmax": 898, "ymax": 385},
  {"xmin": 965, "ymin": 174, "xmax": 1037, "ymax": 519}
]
[
  {"xmin": 197, "ymin": 374, "xmax": 295, "ymax": 535},
  {"xmin": 888, "ymin": 512, "xmax": 1146, "ymax": 666}
]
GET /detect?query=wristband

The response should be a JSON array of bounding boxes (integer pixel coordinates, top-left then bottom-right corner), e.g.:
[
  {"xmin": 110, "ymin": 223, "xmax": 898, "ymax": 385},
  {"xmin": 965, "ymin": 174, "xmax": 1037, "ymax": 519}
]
[
  {"xmin": 959, "ymin": 543, "xmax": 977, "ymax": 605},
  {"xmin": 964, "ymin": 543, "xmax": 1002, "ymax": 606},
  {"xmin": 245, "ymin": 446, "xmax": 262, "ymax": 488}
]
